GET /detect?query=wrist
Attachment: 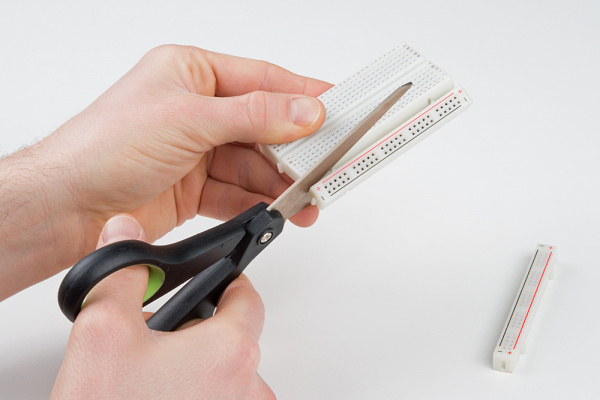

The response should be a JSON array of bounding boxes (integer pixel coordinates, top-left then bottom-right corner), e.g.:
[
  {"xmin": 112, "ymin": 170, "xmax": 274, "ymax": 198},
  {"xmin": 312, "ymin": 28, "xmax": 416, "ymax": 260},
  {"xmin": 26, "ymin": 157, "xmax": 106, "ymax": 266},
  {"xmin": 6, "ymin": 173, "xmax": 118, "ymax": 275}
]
[{"xmin": 0, "ymin": 139, "xmax": 88, "ymax": 300}]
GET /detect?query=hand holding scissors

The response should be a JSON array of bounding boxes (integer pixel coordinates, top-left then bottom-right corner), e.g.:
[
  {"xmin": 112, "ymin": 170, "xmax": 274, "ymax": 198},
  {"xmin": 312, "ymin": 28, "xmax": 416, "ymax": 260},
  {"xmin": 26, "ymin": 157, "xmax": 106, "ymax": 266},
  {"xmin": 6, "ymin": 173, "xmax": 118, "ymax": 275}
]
[{"xmin": 58, "ymin": 82, "xmax": 413, "ymax": 332}]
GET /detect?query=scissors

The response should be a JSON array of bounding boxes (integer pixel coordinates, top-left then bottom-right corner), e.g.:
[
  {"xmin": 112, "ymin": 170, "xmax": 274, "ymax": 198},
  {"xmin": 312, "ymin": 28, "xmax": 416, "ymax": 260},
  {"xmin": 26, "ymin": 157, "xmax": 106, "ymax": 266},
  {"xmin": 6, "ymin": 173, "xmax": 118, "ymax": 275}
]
[{"xmin": 58, "ymin": 82, "xmax": 413, "ymax": 332}]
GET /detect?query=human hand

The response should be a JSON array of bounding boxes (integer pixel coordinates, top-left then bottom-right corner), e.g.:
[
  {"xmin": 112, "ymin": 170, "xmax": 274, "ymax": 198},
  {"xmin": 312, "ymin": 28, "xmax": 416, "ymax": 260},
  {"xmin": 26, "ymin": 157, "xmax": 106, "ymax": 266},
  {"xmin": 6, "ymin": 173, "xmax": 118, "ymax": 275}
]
[
  {"xmin": 54, "ymin": 44, "xmax": 329, "ymax": 243},
  {"xmin": 51, "ymin": 214, "xmax": 274, "ymax": 399},
  {"xmin": 0, "ymin": 45, "xmax": 331, "ymax": 298}
]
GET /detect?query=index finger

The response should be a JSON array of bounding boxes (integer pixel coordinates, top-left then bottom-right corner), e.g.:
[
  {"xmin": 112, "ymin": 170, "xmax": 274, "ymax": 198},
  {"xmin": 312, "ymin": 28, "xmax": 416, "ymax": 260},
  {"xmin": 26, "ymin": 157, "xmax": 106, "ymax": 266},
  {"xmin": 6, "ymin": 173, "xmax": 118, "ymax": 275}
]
[
  {"xmin": 205, "ymin": 51, "xmax": 333, "ymax": 98},
  {"xmin": 206, "ymin": 274, "xmax": 265, "ymax": 342}
]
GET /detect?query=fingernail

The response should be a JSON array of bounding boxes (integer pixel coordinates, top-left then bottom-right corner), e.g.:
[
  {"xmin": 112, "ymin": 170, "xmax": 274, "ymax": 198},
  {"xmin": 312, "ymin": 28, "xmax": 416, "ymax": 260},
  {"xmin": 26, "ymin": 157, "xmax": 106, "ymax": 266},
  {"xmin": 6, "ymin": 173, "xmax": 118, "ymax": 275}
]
[
  {"xmin": 101, "ymin": 214, "xmax": 143, "ymax": 245},
  {"xmin": 289, "ymin": 97, "xmax": 322, "ymax": 127}
]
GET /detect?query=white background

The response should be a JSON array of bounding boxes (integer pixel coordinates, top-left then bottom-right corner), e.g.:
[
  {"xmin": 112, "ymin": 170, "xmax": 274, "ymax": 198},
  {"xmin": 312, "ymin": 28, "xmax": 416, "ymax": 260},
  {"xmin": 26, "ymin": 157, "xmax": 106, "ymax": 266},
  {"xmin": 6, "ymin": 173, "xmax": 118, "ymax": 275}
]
[{"xmin": 1, "ymin": 0, "xmax": 599, "ymax": 399}]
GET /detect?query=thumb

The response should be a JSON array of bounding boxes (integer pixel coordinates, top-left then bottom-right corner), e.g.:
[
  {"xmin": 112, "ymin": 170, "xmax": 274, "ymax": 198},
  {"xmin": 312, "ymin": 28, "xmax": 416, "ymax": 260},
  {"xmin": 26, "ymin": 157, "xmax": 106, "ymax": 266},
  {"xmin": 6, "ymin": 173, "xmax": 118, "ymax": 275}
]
[
  {"xmin": 98, "ymin": 213, "xmax": 147, "ymax": 246},
  {"xmin": 191, "ymin": 91, "xmax": 326, "ymax": 146},
  {"xmin": 82, "ymin": 214, "xmax": 150, "ymax": 320}
]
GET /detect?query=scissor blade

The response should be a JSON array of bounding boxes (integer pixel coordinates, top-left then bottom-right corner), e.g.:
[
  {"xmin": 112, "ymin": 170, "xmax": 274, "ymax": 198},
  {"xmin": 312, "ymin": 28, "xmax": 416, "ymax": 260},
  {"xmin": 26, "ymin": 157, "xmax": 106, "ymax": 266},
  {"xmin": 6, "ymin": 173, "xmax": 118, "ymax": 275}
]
[{"xmin": 268, "ymin": 82, "xmax": 413, "ymax": 220}]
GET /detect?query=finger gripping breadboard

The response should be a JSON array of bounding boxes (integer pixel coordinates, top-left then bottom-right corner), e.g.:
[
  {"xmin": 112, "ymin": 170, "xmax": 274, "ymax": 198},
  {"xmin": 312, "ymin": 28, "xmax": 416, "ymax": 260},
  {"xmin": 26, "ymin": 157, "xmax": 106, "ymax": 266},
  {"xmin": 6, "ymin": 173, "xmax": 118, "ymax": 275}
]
[{"xmin": 259, "ymin": 44, "xmax": 472, "ymax": 209}]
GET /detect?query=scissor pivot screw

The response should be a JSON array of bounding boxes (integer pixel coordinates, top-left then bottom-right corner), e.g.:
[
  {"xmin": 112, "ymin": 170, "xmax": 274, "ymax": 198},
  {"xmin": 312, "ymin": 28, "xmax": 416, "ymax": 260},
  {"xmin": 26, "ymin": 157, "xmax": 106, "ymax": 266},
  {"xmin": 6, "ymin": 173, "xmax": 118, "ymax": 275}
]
[{"xmin": 260, "ymin": 232, "xmax": 273, "ymax": 244}]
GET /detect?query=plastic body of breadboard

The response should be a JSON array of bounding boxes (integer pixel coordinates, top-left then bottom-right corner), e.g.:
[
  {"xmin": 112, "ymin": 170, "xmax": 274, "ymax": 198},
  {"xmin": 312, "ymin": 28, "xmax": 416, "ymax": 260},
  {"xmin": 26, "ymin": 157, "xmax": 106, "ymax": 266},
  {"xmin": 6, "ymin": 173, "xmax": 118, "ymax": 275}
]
[
  {"xmin": 258, "ymin": 44, "xmax": 472, "ymax": 209},
  {"xmin": 493, "ymin": 244, "xmax": 557, "ymax": 373}
]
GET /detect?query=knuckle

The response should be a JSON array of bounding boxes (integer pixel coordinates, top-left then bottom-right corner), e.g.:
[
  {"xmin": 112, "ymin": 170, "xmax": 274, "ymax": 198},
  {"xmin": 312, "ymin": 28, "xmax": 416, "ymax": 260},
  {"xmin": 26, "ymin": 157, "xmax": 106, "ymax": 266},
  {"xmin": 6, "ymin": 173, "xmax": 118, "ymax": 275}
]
[
  {"xmin": 72, "ymin": 301, "xmax": 135, "ymax": 350},
  {"xmin": 142, "ymin": 44, "xmax": 178, "ymax": 61},
  {"xmin": 142, "ymin": 45, "xmax": 211, "ymax": 91},
  {"xmin": 245, "ymin": 290, "xmax": 266, "ymax": 319},
  {"xmin": 236, "ymin": 159, "xmax": 252, "ymax": 192},
  {"xmin": 152, "ymin": 44, "xmax": 206, "ymax": 67},
  {"xmin": 228, "ymin": 279, "xmax": 265, "ymax": 317},
  {"xmin": 75, "ymin": 300, "xmax": 114, "ymax": 330},
  {"xmin": 251, "ymin": 294, "xmax": 266, "ymax": 319},
  {"xmin": 142, "ymin": 44, "xmax": 188, "ymax": 61},
  {"xmin": 216, "ymin": 201, "xmax": 231, "ymax": 222},
  {"xmin": 221, "ymin": 327, "xmax": 262, "ymax": 374},
  {"xmin": 236, "ymin": 335, "xmax": 262, "ymax": 374},
  {"xmin": 141, "ymin": 45, "xmax": 205, "ymax": 72},
  {"xmin": 178, "ymin": 45, "xmax": 208, "ymax": 64},
  {"xmin": 243, "ymin": 91, "xmax": 269, "ymax": 132},
  {"xmin": 256, "ymin": 60, "xmax": 278, "ymax": 92}
]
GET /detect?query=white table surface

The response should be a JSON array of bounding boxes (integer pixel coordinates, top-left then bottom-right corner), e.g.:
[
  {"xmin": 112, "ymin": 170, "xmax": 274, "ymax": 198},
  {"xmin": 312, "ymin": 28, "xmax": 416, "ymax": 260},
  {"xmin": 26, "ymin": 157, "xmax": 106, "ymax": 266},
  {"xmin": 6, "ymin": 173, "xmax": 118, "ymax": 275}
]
[{"xmin": 1, "ymin": 1, "xmax": 599, "ymax": 398}]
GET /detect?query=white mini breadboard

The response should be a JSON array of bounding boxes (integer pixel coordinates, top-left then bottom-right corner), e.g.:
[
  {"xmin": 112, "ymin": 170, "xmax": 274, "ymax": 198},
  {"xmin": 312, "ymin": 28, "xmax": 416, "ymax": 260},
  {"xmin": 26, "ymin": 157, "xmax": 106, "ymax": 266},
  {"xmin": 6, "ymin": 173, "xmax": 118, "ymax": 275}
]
[
  {"xmin": 259, "ymin": 44, "xmax": 472, "ymax": 209},
  {"xmin": 493, "ymin": 244, "xmax": 557, "ymax": 373}
]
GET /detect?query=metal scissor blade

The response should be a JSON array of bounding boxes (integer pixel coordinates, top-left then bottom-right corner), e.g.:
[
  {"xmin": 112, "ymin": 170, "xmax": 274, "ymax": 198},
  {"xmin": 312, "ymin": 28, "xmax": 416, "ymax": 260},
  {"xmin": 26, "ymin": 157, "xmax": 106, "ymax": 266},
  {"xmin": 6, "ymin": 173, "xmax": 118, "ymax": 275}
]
[{"xmin": 268, "ymin": 82, "xmax": 413, "ymax": 220}]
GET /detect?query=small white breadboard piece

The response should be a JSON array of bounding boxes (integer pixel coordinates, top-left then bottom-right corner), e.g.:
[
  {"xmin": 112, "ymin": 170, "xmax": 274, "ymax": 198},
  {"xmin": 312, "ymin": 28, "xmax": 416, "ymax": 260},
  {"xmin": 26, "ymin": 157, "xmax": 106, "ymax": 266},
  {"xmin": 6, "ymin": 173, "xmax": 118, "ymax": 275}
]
[
  {"xmin": 493, "ymin": 244, "xmax": 557, "ymax": 373},
  {"xmin": 259, "ymin": 44, "xmax": 472, "ymax": 208}
]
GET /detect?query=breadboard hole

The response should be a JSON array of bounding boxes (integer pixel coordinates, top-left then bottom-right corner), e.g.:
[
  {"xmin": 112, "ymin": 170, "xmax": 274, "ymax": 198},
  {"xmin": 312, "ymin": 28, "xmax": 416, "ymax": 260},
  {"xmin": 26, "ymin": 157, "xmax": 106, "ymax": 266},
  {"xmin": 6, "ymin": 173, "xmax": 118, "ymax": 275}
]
[
  {"xmin": 380, "ymin": 132, "xmax": 408, "ymax": 155},
  {"xmin": 435, "ymin": 96, "xmax": 461, "ymax": 117},
  {"xmin": 317, "ymin": 90, "xmax": 468, "ymax": 200},
  {"xmin": 323, "ymin": 171, "xmax": 351, "ymax": 193},
  {"xmin": 265, "ymin": 45, "xmax": 424, "ymax": 157},
  {"xmin": 408, "ymin": 115, "xmax": 433, "ymax": 136},
  {"xmin": 379, "ymin": 63, "xmax": 449, "ymax": 123},
  {"xmin": 285, "ymin": 103, "xmax": 376, "ymax": 173},
  {"xmin": 261, "ymin": 44, "xmax": 472, "ymax": 210},
  {"xmin": 284, "ymin": 62, "xmax": 451, "ymax": 176},
  {"xmin": 319, "ymin": 44, "xmax": 422, "ymax": 126}
]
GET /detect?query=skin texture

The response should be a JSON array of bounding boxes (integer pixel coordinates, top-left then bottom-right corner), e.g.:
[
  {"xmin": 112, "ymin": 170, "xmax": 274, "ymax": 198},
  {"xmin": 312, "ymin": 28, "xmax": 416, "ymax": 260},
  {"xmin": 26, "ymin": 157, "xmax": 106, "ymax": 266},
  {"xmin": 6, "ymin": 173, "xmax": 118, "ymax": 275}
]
[
  {"xmin": 0, "ymin": 45, "xmax": 332, "ymax": 299},
  {"xmin": 0, "ymin": 45, "xmax": 333, "ymax": 398},
  {"xmin": 51, "ymin": 214, "xmax": 274, "ymax": 399}
]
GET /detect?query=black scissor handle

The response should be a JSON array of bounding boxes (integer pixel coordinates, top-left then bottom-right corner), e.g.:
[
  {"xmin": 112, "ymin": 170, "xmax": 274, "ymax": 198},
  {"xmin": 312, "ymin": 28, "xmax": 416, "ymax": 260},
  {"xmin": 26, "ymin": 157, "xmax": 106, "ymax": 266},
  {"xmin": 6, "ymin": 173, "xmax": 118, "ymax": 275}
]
[
  {"xmin": 147, "ymin": 206, "xmax": 286, "ymax": 331},
  {"xmin": 146, "ymin": 257, "xmax": 238, "ymax": 331},
  {"xmin": 58, "ymin": 203, "xmax": 284, "ymax": 330}
]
